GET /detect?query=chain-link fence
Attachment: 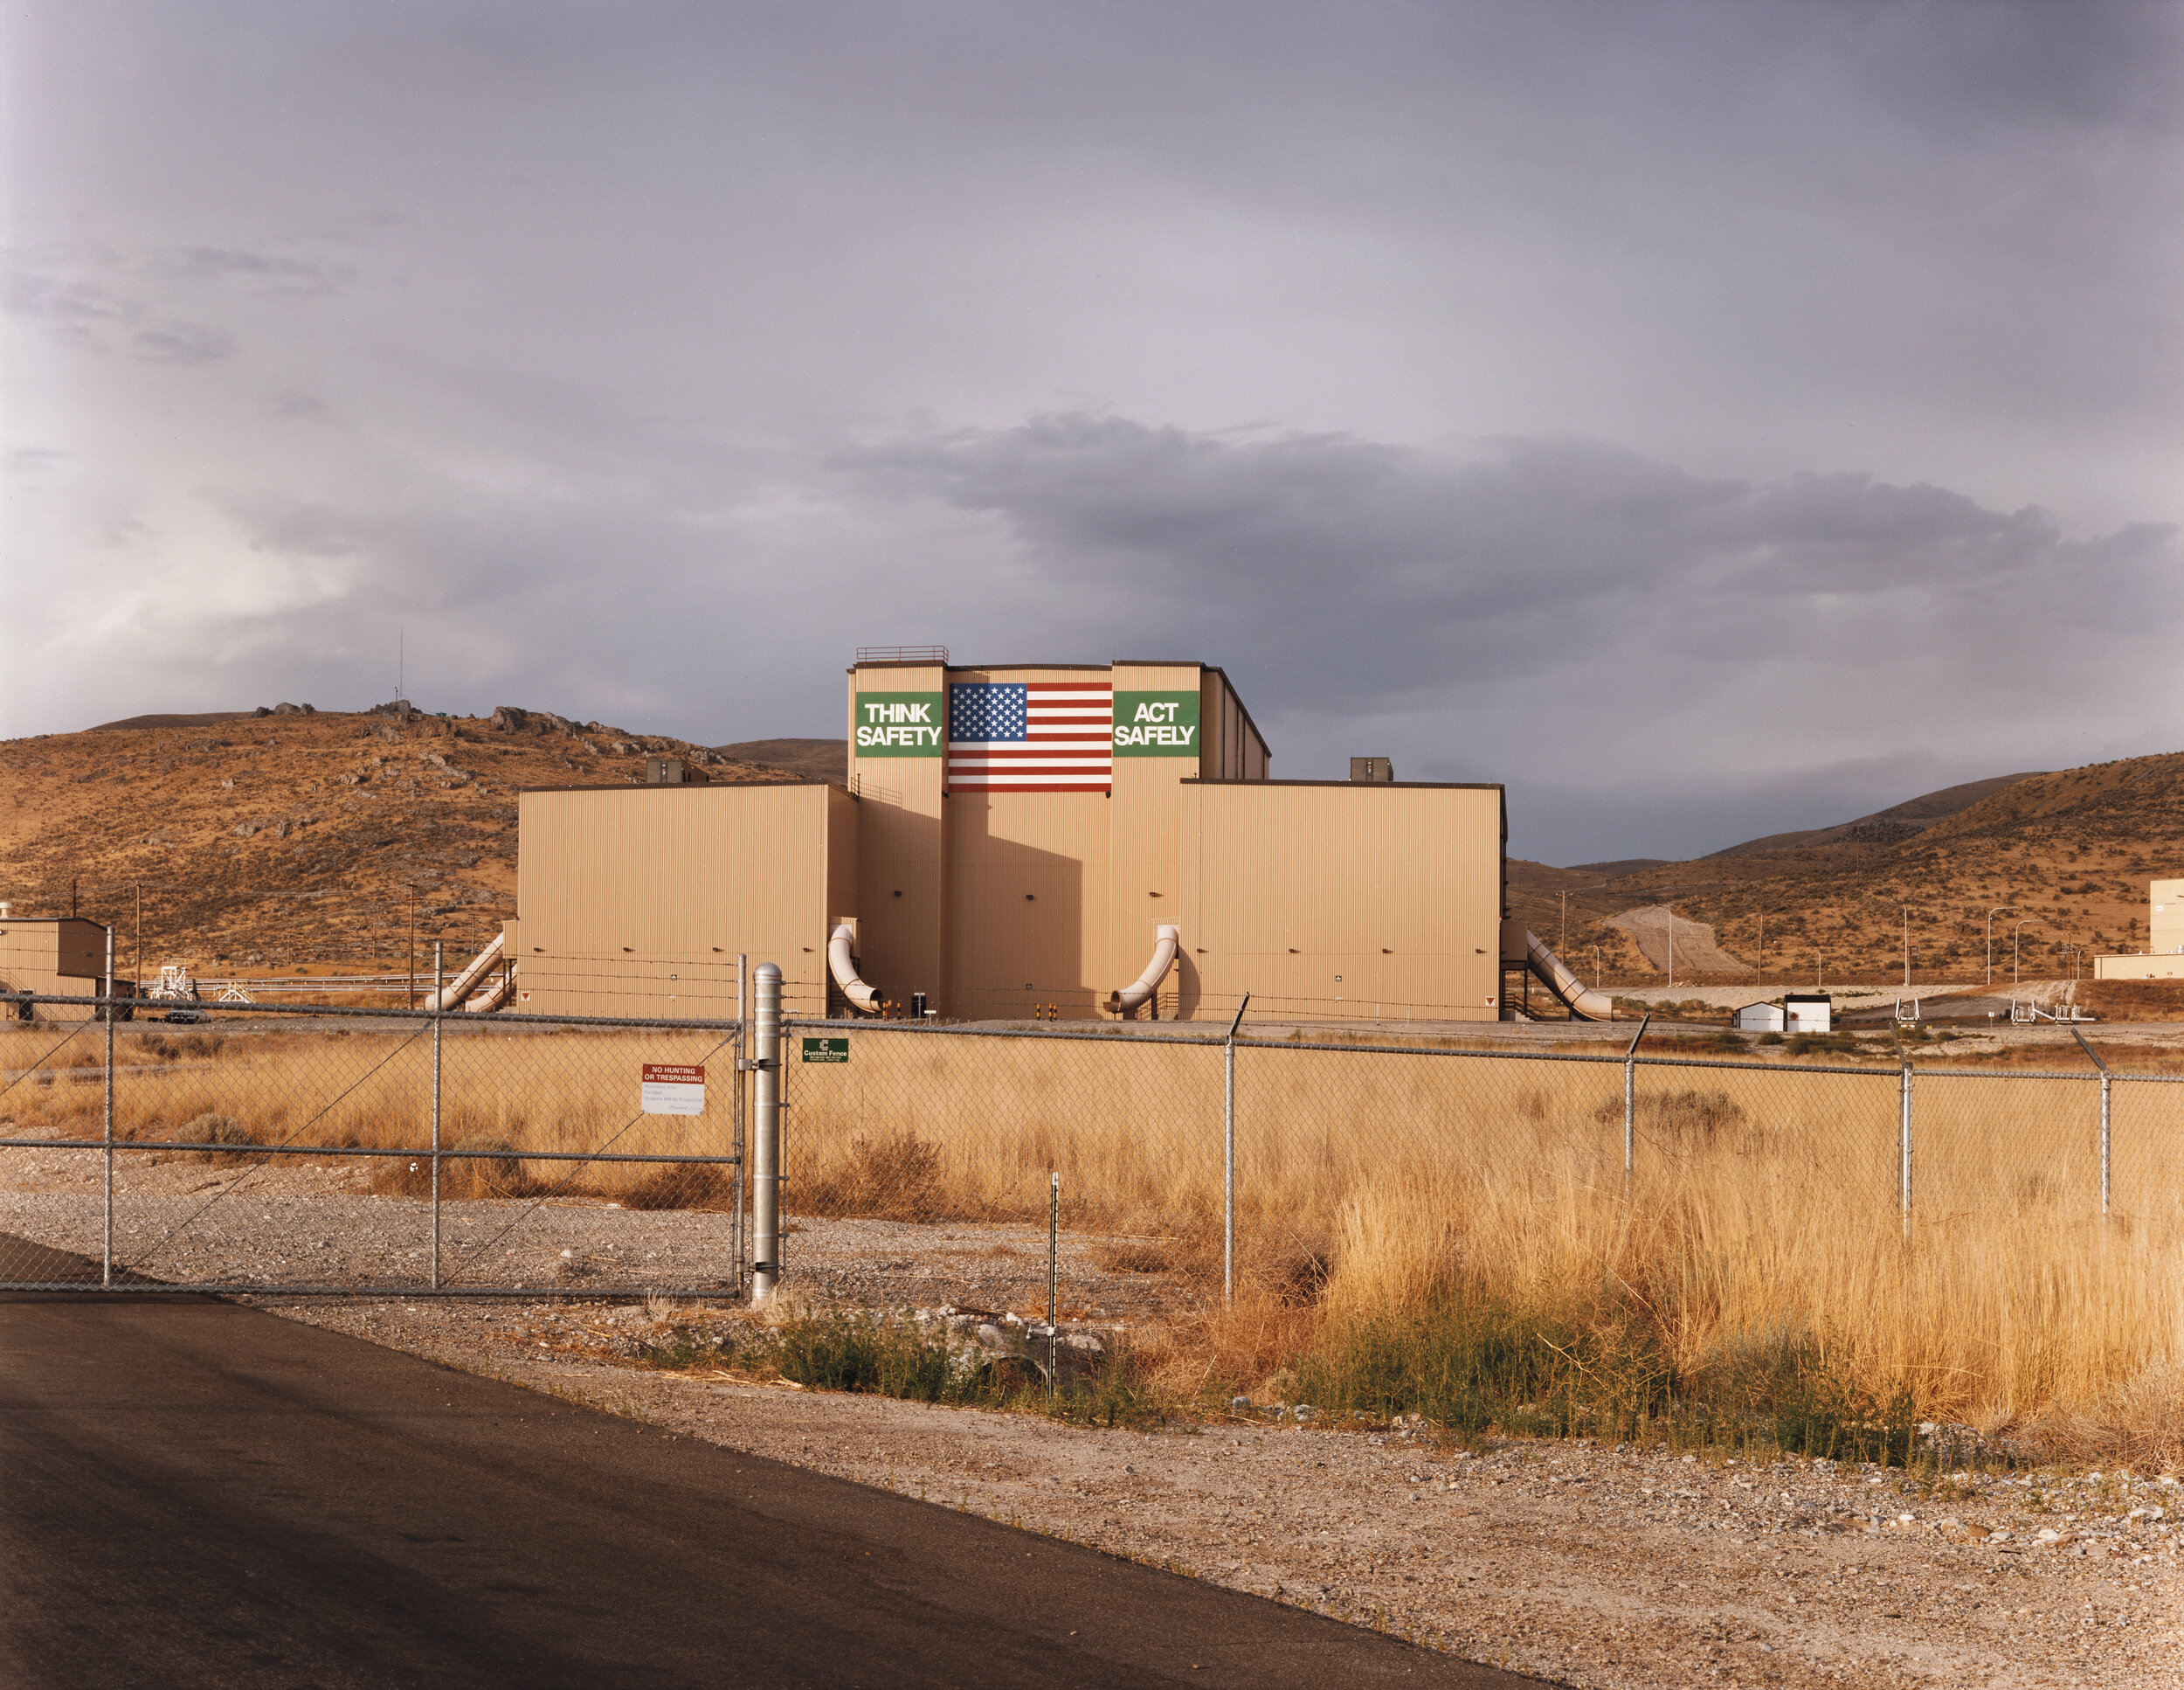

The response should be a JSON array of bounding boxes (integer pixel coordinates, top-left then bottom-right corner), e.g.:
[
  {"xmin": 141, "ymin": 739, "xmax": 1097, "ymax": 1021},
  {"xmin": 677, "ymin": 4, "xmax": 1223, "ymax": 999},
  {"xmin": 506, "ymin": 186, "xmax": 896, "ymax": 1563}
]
[
  {"xmin": 0, "ymin": 993, "xmax": 745, "ymax": 1296},
  {"xmin": 777, "ymin": 1018, "xmax": 2184, "ymax": 1324},
  {"xmin": 10, "ymin": 988, "xmax": 2179, "ymax": 1319}
]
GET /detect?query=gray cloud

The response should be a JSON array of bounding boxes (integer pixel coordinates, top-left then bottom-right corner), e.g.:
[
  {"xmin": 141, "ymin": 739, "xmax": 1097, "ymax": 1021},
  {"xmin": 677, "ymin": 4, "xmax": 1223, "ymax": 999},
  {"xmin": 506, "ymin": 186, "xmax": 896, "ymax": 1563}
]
[
  {"xmin": 847, "ymin": 415, "xmax": 2183, "ymax": 854},
  {"xmin": 151, "ymin": 246, "xmax": 354, "ymax": 297},
  {"xmin": 4, "ymin": 264, "xmax": 238, "ymax": 362},
  {"xmin": 128, "ymin": 321, "xmax": 238, "ymax": 364},
  {"xmin": 2, "ymin": 1, "xmax": 2178, "ymax": 862}
]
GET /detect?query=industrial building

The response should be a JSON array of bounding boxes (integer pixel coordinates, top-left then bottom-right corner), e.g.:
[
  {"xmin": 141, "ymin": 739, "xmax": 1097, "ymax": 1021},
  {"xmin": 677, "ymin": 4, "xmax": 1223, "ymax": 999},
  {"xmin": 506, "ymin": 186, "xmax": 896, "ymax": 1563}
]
[
  {"xmin": 2092, "ymin": 878, "xmax": 2184, "ymax": 981},
  {"xmin": 502, "ymin": 653, "xmax": 1609, "ymax": 1025},
  {"xmin": 0, "ymin": 916, "xmax": 115, "ymax": 1020}
]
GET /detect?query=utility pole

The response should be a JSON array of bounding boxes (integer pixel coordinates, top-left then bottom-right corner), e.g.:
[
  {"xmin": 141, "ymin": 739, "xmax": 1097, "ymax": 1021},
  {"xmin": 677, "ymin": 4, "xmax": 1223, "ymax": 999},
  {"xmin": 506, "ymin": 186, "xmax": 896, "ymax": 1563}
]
[
  {"xmin": 1986, "ymin": 905, "xmax": 2015, "ymax": 987},
  {"xmin": 1872, "ymin": 895, "xmax": 1913, "ymax": 989},
  {"xmin": 408, "ymin": 887, "xmax": 418, "ymax": 1008},
  {"xmin": 1558, "ymin": 890, "xmax": 1570, "ymax": 954},
  {"xmin": 1665, "ymin": 903, "xmax": 1674, "ymax": 990}
]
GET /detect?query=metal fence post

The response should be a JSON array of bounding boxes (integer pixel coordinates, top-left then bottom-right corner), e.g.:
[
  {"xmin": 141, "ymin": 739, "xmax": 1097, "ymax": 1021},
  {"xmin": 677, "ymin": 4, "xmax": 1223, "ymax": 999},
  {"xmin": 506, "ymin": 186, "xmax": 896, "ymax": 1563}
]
[
  {"xmin": 1622, "ymin": 1014, "xmax": 1650, "ymax": 1184},
  {"xmin": 102, "ymin": 927, "xmax": 115, "ymax": 1289},
  {"xmin": 2072, "ymin": 1026, "xmax": 2111, "ymax": 1222},
  {"xmin": 1898, "ymin": 1060, "xmax": 1913, "ymax": 1240},
  {"xmin": 2100, "ymin": 1072, "xmax": 2111, "ymax": 1220},
  {"xmin": 1223, "ymin": 993, "xmax": 1249, "ymax": 1306},
  {"xmin": 431, "ymin": 940, "xmax": 443, "ymax": 1289},
  {"xmin": 1047, "ymin": 1171, "xmax": 1060, "ymax": 1396},
  {"xmin": 752, "ymin": 962, "xmax": 782, "ymax": 1305},
  {"xmin": 736, "ymin": 955, "xmax": 749, "ymax": 1293}
]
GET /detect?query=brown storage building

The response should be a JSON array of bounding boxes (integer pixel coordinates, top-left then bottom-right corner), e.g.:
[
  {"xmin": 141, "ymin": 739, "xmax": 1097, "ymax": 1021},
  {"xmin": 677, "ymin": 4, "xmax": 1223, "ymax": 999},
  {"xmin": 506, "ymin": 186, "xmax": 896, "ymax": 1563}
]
[
  {"xmin": 0, "ymin": 918, "xmax": 116, "ymax": 1020},
  {"xmin": 513, "ymin": 658, "xmax": 1507, "ymax": 1024}
]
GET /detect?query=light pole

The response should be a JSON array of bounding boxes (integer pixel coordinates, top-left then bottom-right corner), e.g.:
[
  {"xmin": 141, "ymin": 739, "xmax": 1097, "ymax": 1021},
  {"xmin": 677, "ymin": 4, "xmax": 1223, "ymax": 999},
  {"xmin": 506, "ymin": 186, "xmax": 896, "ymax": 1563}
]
[
  {"xmin": 1986, "ymin": 905, "xmax": 2015, "ymax": 987},
  {"xmin": 2013, "ymin": 920, "xmax": 2038, "ymax": 988},
  {"xmin": 1559, "ymin": 890, "xmax": 1570, "ymax": 955},
  {"xmin": 1664, "ymin": 903, "xmax": 1674, "ymax": 990},
  {"xmin": 1872, "ymin": 896, "xmax": 1912, "ymax": 989}
]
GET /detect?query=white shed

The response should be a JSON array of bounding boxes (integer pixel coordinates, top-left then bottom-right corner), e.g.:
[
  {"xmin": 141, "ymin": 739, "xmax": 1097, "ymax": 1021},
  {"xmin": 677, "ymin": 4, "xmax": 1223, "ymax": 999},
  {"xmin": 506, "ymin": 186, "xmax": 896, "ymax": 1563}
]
[
  {"xmin": 1732, "ymin": 1001, "xmax": 1785, "ymax": 1032},
  {"xmin": 1783, "ymin": 993, "xmax": 1832, "ymax": 1033}
]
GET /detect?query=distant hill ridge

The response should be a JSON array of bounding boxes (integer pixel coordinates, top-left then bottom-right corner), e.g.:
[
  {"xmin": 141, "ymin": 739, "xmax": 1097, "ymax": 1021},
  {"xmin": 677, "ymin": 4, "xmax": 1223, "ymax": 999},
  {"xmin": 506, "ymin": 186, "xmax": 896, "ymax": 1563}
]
[
  {"xmin": 713, "ymin": 738, "xmax": 847, "ymax": 782},
  {"xmin": 1703, "ymin": 772, "xmax": 2049, "ymax": 858},
  {"xmin": 0, "ymin": 704, "xmax": 796, "ymax": 969},
  {"xmin": 1506, "ymin": 750, "xmax": 2184, "ymax": 987}
]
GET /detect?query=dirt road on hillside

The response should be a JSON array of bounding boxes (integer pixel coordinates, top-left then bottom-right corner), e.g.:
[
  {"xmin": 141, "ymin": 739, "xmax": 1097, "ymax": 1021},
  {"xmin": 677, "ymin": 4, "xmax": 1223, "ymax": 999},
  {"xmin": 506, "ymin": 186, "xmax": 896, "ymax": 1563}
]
[{"xmin": 1606, "ymin": 904, "xmax": 1753, "ymax": 976}]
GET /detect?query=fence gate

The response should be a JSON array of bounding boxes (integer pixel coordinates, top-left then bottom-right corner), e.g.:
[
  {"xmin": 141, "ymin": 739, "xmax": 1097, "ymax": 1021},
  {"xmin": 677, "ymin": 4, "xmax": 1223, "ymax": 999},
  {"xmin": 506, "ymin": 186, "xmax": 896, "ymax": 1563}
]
[{"xmin": 0, "ymin": 994, "xmax": 749, "ymax": 1299}]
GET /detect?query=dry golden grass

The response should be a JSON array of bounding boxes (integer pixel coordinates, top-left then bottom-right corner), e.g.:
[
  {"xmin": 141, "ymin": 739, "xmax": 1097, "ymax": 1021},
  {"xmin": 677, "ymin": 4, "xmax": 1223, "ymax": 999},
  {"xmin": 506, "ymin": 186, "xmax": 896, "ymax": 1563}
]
[
  {"xmin": 7, "ymin": 1019, "xmax": 2177, "ymax": 1454},
  {"xmin": 787, "ymin": 1029, "xmax": 2183, "ymax": 1450},
  {"xmin": 0, "ymin": 1023, "xmax": 741, "ymax": 1202}
]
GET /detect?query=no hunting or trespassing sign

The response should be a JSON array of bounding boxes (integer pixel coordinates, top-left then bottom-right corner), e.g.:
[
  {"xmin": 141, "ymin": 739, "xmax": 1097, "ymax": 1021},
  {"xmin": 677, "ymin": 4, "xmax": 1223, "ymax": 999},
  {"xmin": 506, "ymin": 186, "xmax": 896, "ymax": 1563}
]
[{"xmin": 640, "ymin": 1063, "xmax": 705, "ymax": 1115}]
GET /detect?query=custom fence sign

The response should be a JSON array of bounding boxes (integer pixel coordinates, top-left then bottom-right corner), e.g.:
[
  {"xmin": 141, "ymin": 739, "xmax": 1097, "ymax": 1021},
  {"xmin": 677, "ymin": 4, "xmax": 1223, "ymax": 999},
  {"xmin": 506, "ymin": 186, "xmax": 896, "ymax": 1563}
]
[
  {"xmin": 639, "ymin": 1063, "xmax": 706, "ymax": 1114},
  {"xmin": 801, "ymin": 1036, "xmax": 849, "ymax": 1063}
]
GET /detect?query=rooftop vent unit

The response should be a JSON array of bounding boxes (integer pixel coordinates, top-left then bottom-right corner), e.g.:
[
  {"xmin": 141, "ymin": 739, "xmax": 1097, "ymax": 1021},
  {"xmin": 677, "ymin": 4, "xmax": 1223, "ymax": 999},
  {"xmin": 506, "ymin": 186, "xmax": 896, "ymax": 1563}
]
[
  {"xmin": 643, "ymin": 757, "xmax": 709, "ymax": 786},
  {"xmin": 1349, "ymin": 757, "xmax": 1394, "ymax": 783}
]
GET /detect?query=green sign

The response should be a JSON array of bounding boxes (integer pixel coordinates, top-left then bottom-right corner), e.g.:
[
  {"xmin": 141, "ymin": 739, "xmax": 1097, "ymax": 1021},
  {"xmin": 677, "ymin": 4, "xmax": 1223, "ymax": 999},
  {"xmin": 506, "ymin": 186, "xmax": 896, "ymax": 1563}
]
[
  {"xmin": 854, "ymin": 691, "xmax": 944, "ymax": 757},
  {"xmin": 801, "ymin": 1036, "xmax": 849, "ymax": 1063},
  {"xmin": 1113, "ymin": 691, "xmax": 1201, "ymax": 757}
]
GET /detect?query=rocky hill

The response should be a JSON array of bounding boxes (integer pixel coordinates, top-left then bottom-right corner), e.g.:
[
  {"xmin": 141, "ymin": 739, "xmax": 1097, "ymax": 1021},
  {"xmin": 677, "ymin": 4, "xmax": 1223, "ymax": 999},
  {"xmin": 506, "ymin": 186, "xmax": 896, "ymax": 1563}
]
[
  {"xmin": 1702, "ymin": 771, "xmax": 2046, "ymax": 857},
  {"xmin": 0, "ymin": 703, "xmax": 794, "ymax": 977},
  {"xmin": 14, "ymin": 703, "xmax": 2177, "ymax": 991},
  {"xmin": 1508, "ymin": 751, "xmax": 2184, "ymax": 985}
]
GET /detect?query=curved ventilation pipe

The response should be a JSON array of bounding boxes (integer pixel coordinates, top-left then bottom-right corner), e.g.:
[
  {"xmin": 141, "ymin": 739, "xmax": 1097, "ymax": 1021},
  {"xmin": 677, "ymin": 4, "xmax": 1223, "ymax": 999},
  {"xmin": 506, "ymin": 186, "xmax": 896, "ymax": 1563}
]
[
  {"xmin": 425, "ymin": 932, "xmax": 505, "ymax": 1012},
  {"xmin": 1521, "ymin": 927, "xmax": 1615, "ymax": 1022},
  {"xmin": 1114, "ymin": 925, "xmax": 1181, "ymax": 1015},
  {"xmin": 828, "ymin": 923, "xmax": 883, "ymax": 1014}
]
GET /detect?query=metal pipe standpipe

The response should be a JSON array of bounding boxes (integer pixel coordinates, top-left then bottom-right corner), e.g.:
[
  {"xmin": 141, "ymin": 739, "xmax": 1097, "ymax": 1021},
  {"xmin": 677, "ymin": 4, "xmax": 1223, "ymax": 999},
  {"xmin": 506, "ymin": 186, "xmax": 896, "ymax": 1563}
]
[{"xmin": 752, "ymin": 962, "xmax": 783, "ymax": 1305}]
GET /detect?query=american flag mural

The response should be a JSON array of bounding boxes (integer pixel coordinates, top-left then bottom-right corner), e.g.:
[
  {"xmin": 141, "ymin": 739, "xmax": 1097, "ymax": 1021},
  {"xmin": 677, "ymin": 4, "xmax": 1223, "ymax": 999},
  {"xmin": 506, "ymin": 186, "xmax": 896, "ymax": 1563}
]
[{"xmin": 948, "ymin": 680, "xmax": 1113, "ymax": 792}]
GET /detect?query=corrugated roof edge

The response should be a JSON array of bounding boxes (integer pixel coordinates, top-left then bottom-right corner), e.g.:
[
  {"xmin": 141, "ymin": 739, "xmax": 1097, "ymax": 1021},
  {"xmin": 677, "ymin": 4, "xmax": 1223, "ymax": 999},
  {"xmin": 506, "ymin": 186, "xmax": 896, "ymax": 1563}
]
[
  {"xmin": 1181, "ymin": 777, "xmax": 1504, "ymax": 792},
  {"xmin": 515, "ymin": 779, "xmax": 845, "ymax": 794}
]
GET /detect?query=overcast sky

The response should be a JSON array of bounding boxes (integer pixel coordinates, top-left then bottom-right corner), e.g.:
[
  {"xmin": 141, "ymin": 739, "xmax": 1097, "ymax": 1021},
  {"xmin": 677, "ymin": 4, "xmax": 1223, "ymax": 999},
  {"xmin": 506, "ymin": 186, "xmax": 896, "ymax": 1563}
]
[{"xmin": 4, "ymin": 1, "xmax": 2179, "ymax": 863}]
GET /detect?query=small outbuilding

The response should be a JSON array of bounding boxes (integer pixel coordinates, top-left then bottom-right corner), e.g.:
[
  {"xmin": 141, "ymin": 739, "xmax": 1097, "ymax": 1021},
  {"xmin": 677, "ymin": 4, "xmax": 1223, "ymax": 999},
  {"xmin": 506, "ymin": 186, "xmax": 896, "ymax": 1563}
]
[
  {"xmin": 1731, "ymin": 993, "xmax": 1831, "ymax": 1035},
  {"xmin": 0, "ymin": 918, "xmax": 117, "ymax": 1020}
]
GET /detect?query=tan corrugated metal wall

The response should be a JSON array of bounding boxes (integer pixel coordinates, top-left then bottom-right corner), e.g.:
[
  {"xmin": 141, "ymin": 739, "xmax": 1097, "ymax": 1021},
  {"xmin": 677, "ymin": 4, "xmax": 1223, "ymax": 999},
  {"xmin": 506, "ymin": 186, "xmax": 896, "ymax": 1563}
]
[
  {"xmin": 515, "ymin": 785, "xmax": 846, "ymax": 1017},
  {"xmin": 1178, "ymin": 780, "xmax": 1504, "ymax": 1022},
  {"xmin": 512, "ymin": 661, "xmax": 1501, "ymax": 1024}
]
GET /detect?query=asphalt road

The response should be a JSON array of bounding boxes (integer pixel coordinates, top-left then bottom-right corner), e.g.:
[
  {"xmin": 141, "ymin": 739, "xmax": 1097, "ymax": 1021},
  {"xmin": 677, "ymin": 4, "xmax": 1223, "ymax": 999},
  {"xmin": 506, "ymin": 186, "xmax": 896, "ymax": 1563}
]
[{"xmin": 1, "ymin": 1243, "xmax": 1535, "ymax": 1689}]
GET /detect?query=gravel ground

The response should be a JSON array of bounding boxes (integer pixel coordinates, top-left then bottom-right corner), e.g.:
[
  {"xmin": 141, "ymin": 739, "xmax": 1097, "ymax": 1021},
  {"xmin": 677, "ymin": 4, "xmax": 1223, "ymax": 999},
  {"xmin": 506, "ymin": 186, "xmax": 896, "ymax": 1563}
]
[
  {"xmin": 258, "ymin": 1298, "xmax": 2184, "ymax": 1688},
  {"xmin": 4, "ymin": 1154, "xmax": 2180, "ymax": 1687},
  {"xmin": 0, "ymin": 1152, "xmax": 1205, "ymax": 1318}
]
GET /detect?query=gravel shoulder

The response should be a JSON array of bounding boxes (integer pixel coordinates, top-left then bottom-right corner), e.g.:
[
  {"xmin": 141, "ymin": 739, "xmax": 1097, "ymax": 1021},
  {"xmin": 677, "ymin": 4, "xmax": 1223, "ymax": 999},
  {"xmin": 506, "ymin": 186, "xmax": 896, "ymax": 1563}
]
[
  {"xmin": 256, "ymin": 1296, "xmax": 2180, "ymax": 1690},
  {"xmin": 5, "ymin": 1156, "xmax": 2181, "ymax": 1687}
]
